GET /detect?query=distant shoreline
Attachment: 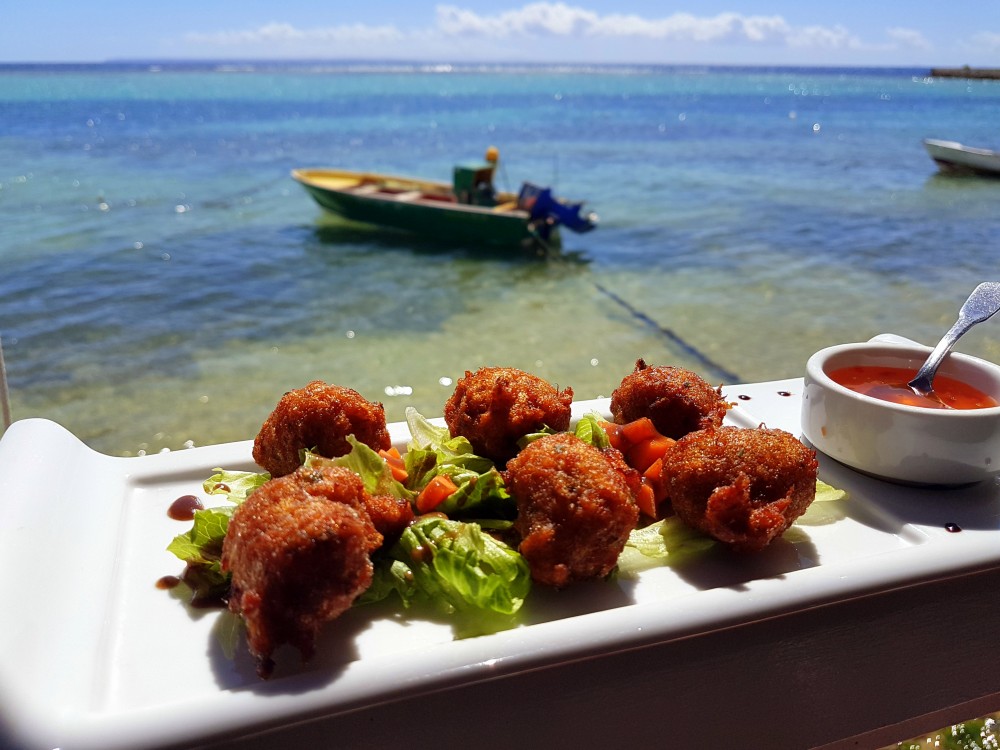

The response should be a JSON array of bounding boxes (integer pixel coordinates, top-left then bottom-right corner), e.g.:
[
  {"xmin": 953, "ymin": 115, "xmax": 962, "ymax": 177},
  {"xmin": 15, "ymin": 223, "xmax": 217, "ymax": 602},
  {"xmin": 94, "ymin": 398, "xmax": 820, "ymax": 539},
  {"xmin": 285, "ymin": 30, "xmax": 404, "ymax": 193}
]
[
  {"xmin": 931, "ymin": 66, "xmax": 1000, "ymax": 80},
  {"xmin": 0, "ymin": 60, "xmax": 929, "ymax": 76},
  {"xmin": 2, "ymin": 60, "xmax": 997, "ymax": 79}
]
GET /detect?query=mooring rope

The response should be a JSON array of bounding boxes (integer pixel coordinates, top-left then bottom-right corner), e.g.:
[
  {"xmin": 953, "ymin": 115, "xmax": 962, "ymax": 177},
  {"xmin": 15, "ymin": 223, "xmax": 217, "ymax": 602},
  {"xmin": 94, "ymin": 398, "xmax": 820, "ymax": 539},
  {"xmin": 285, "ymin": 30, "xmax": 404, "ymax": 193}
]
[
  {"xmin": 198, "ymin": 174, "xmax": 288, "ymax": 210},
  {"xmin": 591, "ymin": 282, "xmax": 740, "ymax": 383}
]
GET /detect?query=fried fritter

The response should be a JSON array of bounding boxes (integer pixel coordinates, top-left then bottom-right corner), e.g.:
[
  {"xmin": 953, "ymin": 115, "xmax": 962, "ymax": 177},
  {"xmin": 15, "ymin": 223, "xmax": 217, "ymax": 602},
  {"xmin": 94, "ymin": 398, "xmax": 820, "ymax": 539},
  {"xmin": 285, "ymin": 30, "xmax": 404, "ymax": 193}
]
[
  {"xmin": 444, "ymin": 366, "xmax": 573, "ymax": 465},
  {"xmin": 252, "ymin": 380, "xmax": 391, "ymax": 477},
  {"xmin": 505, "ymin": 432, "xmax": 639, "ymax": 587},
  {"xmin": 222, "ymin": 465, "xmax": 382, "ymax": 677},
  {"xmin": 660, "ymin": 426, "xmax": 818, "ymax": 553},
  {"xmin": 610, "ymin": 359, "xmax": 729, "ymax": 440},
  {"xmin": 363, "ymin": 492, "xmax": 415, "ymax": 547}
]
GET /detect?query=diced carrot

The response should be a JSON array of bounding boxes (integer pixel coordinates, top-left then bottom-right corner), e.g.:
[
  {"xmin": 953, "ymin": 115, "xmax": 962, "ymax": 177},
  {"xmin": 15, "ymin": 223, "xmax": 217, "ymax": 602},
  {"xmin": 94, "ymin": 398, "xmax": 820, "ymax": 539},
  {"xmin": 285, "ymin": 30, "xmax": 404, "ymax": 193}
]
[
  {"xmin": 642, "ymin": 456, "xmax": 664, "ymax": 483},
  {"xmin": 627, "ymin": 436, "xmax": 676, "ymax": 474},
  {"xmin": 387, "ymin": 461, "xmax": 408, "ymax": 483},
  {"xmin": 636, "ymin": 482, "xmax": 658, "ymax": 519},
  {"xmin": 379, "ymin": 448, "xmax": 408, "ymax": 483},
  {"xmin": 619, "ymin": 417, "xmax": 659, "ymax": 447},
  {"xmin": 416, "ymin": 474, "xmax": 458, "ymax": 513}
]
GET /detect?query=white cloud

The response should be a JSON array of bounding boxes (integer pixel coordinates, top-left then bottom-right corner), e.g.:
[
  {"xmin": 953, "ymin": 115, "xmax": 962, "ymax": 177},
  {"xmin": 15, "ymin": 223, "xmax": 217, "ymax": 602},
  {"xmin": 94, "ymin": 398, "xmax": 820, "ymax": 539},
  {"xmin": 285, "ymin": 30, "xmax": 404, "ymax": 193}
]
[
  {"xmin": 886, "ymin": 27, "xmax": 932, "ymax": 51},
  {"xmin": 784, "ymin": 24, "xmax": 859, "ymax": 50},
  {"xmin": 969, "ymin": 30, "xmax": 1000, "ymax": 52},
  {"xmin": 177, "ymin": 3, "xmax": 946, "ymax": 62},
  {"xmin": 184, "ymin": 21, "xmax": 403, "ymax": 47},
  {"xmin": 436, "ymin": 2, "xmax": 598, "ymax": 36},
  {"xmin": 435, "ymin": 4, "xmax": 796, "ymax": 44}
]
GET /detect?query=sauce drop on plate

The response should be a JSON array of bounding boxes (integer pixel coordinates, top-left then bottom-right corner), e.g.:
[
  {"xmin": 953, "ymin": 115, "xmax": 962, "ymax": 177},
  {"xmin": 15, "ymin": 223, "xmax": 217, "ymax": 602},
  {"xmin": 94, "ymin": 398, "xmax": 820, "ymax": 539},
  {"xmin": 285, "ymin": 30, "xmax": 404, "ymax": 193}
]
[
  {"xmin": 828, "ymin": 365, "xmax": 998, "ymax": 410},
  {"xmin": 168, "ymin": 494, "xmax": 204, "ymax": 521}
]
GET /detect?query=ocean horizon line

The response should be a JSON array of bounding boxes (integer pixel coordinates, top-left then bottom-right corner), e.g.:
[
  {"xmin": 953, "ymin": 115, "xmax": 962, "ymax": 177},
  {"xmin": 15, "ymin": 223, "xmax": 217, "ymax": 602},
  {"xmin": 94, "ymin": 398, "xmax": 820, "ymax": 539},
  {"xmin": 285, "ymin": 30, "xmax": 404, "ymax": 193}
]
[{"xmin": 0, "ymin": 59, "xmax": 935, "ymax": 76}]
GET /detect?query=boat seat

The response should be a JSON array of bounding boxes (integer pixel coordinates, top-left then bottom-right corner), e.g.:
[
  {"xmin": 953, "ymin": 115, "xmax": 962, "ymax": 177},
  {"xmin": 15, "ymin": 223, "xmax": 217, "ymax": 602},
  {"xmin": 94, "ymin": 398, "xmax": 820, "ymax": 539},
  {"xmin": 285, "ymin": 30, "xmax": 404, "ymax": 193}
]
[
  {"xmin": 352, "ymin": 183, "xmax": 379, "ymax": 194},
  {"xmin": 313, "ymin": 176, "xmax": 363, "ymax": 191},
  {"xmin": 395, "ymin": 191, "xmax": 423, "ymax": 201}
]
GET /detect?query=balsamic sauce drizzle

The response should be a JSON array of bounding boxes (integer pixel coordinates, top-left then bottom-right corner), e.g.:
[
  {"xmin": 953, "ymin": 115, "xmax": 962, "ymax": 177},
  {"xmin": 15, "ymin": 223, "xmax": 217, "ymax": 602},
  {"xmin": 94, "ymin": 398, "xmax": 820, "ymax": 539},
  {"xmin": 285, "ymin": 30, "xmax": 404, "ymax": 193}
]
[{"xmin": 167, "ymin": 494, "xmax": 203, "ymax": 521}]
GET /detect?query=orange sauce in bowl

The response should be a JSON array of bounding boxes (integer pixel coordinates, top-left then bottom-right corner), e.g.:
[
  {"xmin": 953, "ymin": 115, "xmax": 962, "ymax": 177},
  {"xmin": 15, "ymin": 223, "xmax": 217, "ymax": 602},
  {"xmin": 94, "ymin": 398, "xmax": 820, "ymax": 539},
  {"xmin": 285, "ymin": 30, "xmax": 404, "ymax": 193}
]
[{"xmin": 828, "ymin": 365, "xmax": 999, "ymax": 410}]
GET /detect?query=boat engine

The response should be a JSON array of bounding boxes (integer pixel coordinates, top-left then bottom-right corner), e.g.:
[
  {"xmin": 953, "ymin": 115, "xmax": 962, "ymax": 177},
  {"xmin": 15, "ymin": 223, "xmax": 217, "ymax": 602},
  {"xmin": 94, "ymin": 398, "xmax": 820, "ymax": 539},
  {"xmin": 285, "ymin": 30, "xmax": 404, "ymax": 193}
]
[{"xmin": 517, "ymin": 183, "xmax": 598, "ymax": 235}]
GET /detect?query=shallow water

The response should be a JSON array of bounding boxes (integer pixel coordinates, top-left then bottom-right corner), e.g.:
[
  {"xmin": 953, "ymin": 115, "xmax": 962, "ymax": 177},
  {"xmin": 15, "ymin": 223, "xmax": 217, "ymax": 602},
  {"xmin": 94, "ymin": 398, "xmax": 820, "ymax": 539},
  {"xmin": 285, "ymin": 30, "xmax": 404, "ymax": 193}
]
[{"xmin": 3, "ymin": 63, "xmax": 1000, "ymax": 455}]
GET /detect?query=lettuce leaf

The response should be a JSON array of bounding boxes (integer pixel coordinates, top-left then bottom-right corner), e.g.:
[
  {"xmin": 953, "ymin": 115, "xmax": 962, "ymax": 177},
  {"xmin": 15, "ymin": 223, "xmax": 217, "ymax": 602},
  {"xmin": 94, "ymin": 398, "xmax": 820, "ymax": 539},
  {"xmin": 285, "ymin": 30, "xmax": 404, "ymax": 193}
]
[
  {"xmin": 304, "ymin": 438, "xmax": 413, "ymax": 502},
  {"xmin": 359, "ymin": 558, "xmax": 421, "ymax": 607},
  {"xmin": 202, "ymin": 468, "xmax": 269, "ymax": 504},
  {"xmin": 619, "ymin": 479, "xmax": 851, "ymax": 574},
  {"xmin": 814, "ymin": 479, "xmax": 847, "ymax": 504},
  {"xmin": 403, "ymin": 407, "xmax": 514, "ymax": 519},
  {"xmin": 795, "ymin": 479, "xmax": 849, "ymax": 526},
  {"xmin": 573, "ymin": 412, "xmax": 612, "ymax": 449},
  {"xmin": 166, "ymin": 505, "xmax": 235, "ymax": 603},
  {"xmin": 167, "ymin": 505, "xmax": 233, "ymax": 566},
  {"xmin": 404, "ymin": 407, "xmax": 495, "ymax": 473},
  {"xmin": 516, "ymin": 425, "xmax": 558, "ymax": 449},
  {"xmin": 518, "ymin": 412, "xmax": 612, "ymax": 451},
  {"xmin": 618, "ymin": 517, "xmax": 718, "ymax": 576},
  {"xmin": 168, "ymin": 467, "xmax": 267, "ymax": 604},
  {"xmin": 364, "ymin": 516, "xmax": 531, "ymax": 619}
]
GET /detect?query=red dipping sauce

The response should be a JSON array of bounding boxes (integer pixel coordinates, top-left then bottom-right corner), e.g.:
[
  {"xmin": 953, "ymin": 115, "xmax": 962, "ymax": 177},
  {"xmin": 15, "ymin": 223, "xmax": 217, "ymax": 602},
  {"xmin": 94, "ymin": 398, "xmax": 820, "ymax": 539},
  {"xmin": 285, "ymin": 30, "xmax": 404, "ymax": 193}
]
[{"xmin": 828, "ymin": 365, "xmax": 999, "ymax": 410}]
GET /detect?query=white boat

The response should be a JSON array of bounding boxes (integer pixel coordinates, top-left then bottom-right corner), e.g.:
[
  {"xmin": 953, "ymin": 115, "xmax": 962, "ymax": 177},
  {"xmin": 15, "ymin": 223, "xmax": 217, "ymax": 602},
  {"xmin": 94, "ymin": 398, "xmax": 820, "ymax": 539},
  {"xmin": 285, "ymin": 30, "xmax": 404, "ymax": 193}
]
[{"xmin": 923, "ymin": 138, "xmax": 1000, "ymax": 176}]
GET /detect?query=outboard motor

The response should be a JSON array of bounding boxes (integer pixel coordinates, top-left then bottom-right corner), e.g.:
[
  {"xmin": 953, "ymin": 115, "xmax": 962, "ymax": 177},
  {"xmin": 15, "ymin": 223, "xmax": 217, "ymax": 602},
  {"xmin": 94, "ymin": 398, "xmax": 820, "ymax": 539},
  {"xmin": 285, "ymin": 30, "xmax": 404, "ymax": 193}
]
[{"xmin": 517, "ymin": 183, "xmax": 598, "ymax": 234}]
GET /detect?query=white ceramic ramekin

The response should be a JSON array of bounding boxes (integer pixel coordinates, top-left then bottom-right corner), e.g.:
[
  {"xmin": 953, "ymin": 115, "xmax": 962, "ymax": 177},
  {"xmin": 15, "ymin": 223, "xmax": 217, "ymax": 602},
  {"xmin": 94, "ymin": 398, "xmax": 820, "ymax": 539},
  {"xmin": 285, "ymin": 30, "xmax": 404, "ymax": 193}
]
[{"xmin": 802, "ymin": 338, "xmax": 1000, "ymax": 486}]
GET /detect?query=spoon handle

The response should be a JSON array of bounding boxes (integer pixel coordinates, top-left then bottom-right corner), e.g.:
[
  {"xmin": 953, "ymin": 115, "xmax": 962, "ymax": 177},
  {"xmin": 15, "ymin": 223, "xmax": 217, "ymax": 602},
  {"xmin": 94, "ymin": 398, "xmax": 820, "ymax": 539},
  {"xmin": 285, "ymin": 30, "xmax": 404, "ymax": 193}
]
[{"xmin": 908, "ymin": 282, "xmax": 1000, "ymax": 396}]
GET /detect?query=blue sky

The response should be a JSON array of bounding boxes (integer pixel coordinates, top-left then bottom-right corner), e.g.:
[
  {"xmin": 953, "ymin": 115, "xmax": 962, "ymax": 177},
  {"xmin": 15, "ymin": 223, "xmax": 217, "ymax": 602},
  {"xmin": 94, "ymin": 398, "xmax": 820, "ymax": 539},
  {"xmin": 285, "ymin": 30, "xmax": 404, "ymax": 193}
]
[{"xmin": 3, "ymin": 1, "xmax": 999, "ymax": 67}]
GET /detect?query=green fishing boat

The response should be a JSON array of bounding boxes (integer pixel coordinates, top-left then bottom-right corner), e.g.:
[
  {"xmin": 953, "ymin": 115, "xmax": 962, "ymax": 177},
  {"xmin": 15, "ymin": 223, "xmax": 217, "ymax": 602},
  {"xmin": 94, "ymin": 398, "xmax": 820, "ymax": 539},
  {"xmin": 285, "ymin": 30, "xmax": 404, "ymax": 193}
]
[{"xmin": 292, "ymin": 148, "xmax": 597, "ymax": 249}]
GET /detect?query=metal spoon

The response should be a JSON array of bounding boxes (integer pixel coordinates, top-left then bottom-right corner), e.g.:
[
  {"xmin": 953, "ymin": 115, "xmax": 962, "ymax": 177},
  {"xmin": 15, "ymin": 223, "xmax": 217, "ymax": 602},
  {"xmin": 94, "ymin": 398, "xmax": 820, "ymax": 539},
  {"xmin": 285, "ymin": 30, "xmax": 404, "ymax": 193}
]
[{"xmin": 908, "ymin": 281, "xmax": 1000, "ymax": 397}]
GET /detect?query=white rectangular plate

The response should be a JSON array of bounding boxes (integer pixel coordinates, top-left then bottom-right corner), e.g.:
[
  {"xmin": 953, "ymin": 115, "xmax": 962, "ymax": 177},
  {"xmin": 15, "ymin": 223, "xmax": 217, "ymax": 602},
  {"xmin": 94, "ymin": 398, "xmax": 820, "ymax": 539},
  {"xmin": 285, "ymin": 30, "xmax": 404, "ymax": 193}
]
[{"xmin": 2, "ymin": 378, "xmax": 999, "ymax": 749}]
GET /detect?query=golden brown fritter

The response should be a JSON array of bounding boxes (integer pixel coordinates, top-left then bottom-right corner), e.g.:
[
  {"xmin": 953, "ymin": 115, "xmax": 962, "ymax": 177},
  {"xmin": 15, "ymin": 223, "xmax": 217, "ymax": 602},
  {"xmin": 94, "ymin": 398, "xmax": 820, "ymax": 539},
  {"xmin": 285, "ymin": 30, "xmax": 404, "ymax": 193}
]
[
  {"xmin": 660, "ymin": 426, "xmax": 818, "ymax": 553},
  {"xmin": 362, "ymin": 492, "xmax": 415, "ymax": 547},
  {"xmin": 222, "ymin": 465, "xmax": 382, "ymax": 677},
  {"xmin": 610, "ymin": 359, "xmax": 729, "ymax": 440},
  {"xmin": 505, "ymin": 432, "xmax": 639, "ymax": 587},
  {"xmin": 444, "ymin": 366, "xmax": 573, "ymax": 465},
  {"xmin": 252, "ymin": 380, "xmax": 391, "ymax": 477}
]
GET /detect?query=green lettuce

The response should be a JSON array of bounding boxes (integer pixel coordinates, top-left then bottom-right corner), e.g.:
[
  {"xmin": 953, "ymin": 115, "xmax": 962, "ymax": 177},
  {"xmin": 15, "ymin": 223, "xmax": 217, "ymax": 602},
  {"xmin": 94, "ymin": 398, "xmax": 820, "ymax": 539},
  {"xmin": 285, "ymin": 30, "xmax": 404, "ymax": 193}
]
[
  {"xmin": 404, "ymin": 407, "xmax": 495, "ymax": 474},
  {"xmin": 403, "ymin": 407, "xmax": 513, "ymax": 519},
  {"xmin": 618, "ymin": 480, "xmax": 849, "ymax": 574},
  {"xmin": 202, "ymin": 468, "xmax": 270, "ymax": 504},
  {"xmin": 168, "ymin": 468, "xmax": 268, "ymax": 604},
  {"xmin": 304, "ymin": 438, "xmax": 413, "ymax": 502},
  {"xmin": 166, "ymin": 505, "xmax": 234, "ymax": 564},
  {"xmin": 363, "ymin": 516, "xmax": 531, "ymax": 620},
  {"xmin": 517, "ymin": 411, "xmax": 611, "ymax": 450},
  {"xmin": 573, "ymin": 412, "xmax": 613, "ymax": 449},
  {"xmin": 794, "ymin": 479, "xmax": 849, "ymax": 526},
  {"xmin": 166, "ymin": 505, "xmax": 236, "ymax": 604},
  {"xmin": 814, "ymin": 479, "xmax": 847, "ymax": 504},
  {"xmin": 617, "ymin": 517, "xmax": 719, "ymax": 576}
]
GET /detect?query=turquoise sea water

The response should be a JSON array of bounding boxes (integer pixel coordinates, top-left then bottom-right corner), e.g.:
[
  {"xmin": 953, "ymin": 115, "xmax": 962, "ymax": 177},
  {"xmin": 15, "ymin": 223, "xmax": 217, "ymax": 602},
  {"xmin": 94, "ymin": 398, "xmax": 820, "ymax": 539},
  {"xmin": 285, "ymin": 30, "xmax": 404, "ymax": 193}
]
[{"xmin": 3, "ymin": 62, "xmax": 1000, "ymax": 455}]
